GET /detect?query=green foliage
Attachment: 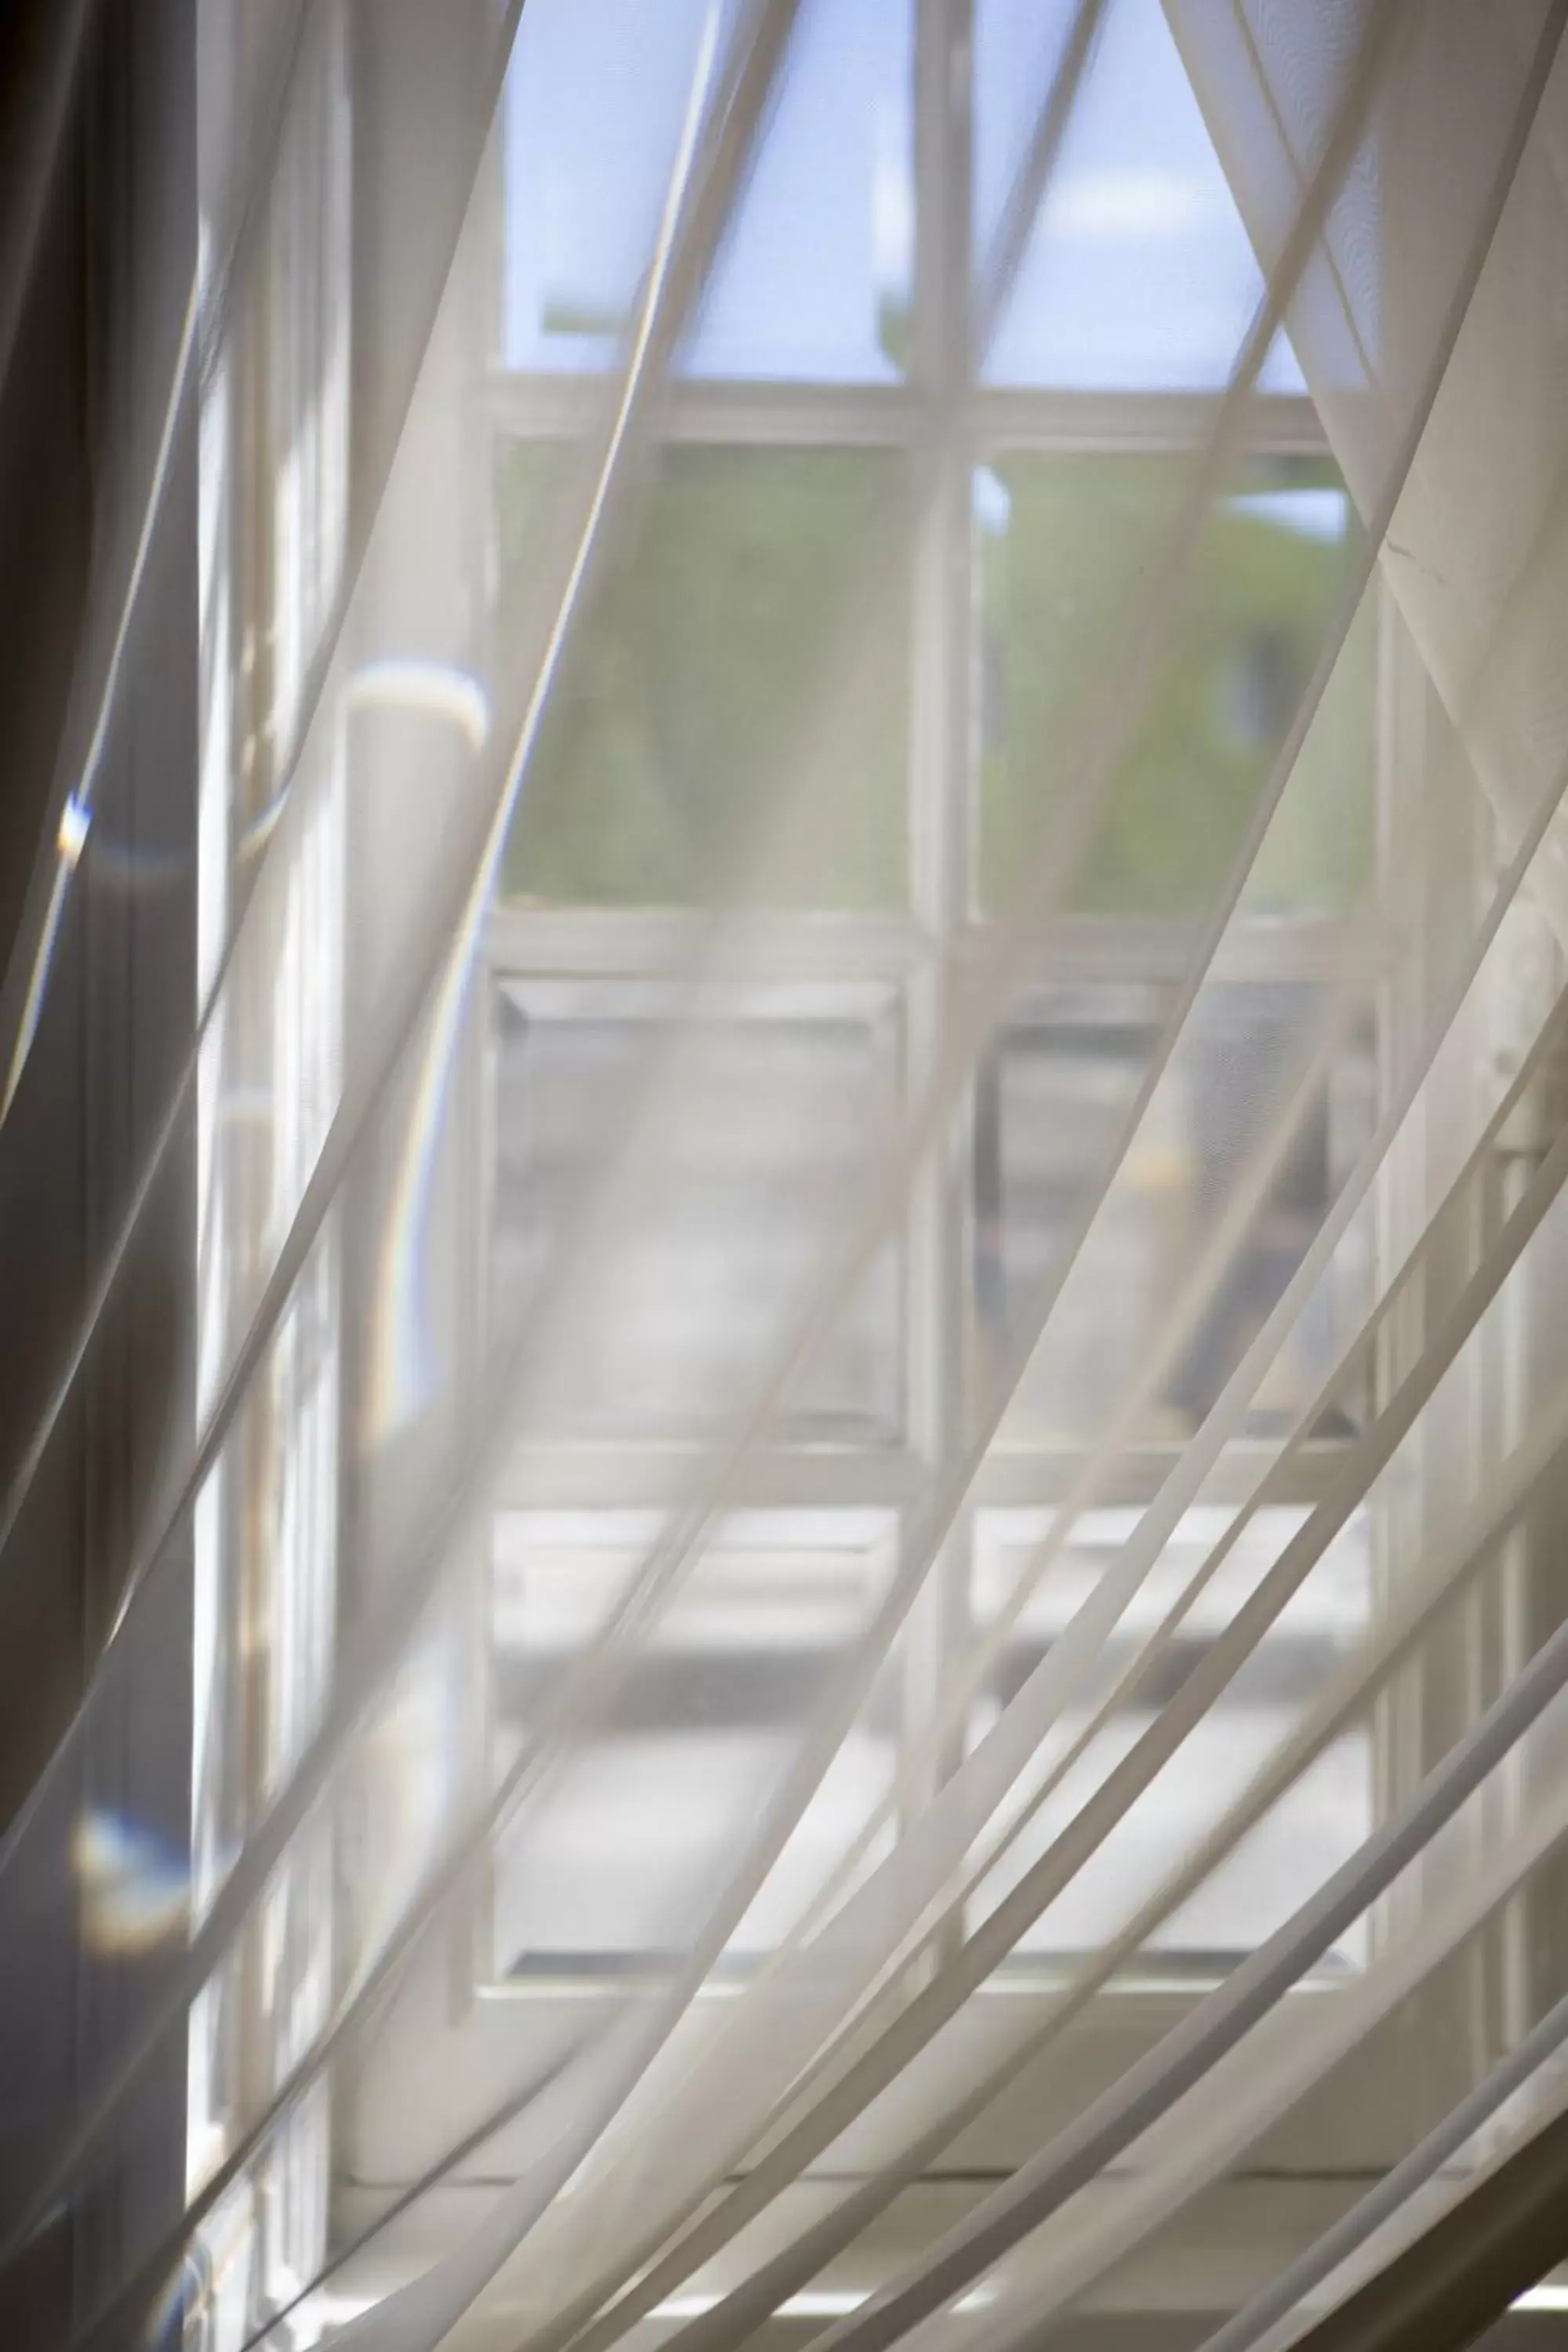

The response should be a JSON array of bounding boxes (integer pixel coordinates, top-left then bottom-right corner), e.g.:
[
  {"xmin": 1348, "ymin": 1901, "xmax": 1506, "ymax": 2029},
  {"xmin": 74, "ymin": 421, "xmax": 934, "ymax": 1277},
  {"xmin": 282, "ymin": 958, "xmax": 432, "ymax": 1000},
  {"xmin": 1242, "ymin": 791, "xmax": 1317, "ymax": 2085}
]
[
  {"xmin": 494, "ymin": 438, "xmax": 1374, "ymax": 920},
  {"xmin": 976, "ymin": 454, "xmax": 1374, "ymax": 918},
  {"xmin": 498, "ymin": 442, "xmax": 909, "ymax": 908}
]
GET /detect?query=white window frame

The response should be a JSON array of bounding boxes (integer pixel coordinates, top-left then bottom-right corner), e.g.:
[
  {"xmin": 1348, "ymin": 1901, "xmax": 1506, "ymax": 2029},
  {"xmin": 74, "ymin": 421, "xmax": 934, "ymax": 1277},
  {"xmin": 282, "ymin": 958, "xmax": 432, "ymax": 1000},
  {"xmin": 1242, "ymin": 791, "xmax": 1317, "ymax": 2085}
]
[
  {"xmin": 466, "ymin": 0, "xmax": 1370, "ymax": 1990},
  {"xmin": 220, "ymin": 0, "xmax": 1552, "ymax": 2324}
]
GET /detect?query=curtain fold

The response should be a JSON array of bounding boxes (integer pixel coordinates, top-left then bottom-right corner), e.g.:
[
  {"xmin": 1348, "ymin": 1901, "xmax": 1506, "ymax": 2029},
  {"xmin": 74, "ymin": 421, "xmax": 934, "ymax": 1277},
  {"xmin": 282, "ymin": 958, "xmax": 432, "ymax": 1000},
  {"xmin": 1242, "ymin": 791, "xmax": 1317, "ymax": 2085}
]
[
  {"xmin": 1166, "ymin": 0, "xmax": 1568, "ymax": 946},
  {"xmin": 7, "ymin": 5, "xmax": 1568, "ymax": 2350}
]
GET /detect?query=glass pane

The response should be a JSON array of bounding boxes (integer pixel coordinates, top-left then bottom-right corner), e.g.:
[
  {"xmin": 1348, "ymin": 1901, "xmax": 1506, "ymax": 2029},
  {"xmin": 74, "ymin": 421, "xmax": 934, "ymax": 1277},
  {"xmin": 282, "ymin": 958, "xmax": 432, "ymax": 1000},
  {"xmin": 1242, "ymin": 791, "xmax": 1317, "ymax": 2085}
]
[
  {"xmin": 688, "ymin": 0, "xmax": 915, "ymax": 381},
  {"xmin": 502, "ymin": 0, "xmax": 914, "ymax": 383},
  {"xmin": 968, "ymin": 1504, "xmax": 1372, "ymax": 1970},
  {"xmin": 974, "ymin": 455, "xmax": 1374, "ymax": 918},
  {"xmin": 492, "ymin": 984, "xmax": 903, "ymax": 1439},
  {"xmin": 489, "ymin": 1510, "xmax": 898, "ymax": 1975},
  {"xmin": 977, "ymin": 982, "xmax": 1375, "ymax": 1444},
  {"xmin": 497, "ymin": 444, "xmax": 909, "ymax": 908},
  {"xmin": 975, "ymin": 0, "xmax": 1305, "ymax": 391},
  {"xmin": 502, "ymin": 0, "xmax": 720, "ymax": 372}
]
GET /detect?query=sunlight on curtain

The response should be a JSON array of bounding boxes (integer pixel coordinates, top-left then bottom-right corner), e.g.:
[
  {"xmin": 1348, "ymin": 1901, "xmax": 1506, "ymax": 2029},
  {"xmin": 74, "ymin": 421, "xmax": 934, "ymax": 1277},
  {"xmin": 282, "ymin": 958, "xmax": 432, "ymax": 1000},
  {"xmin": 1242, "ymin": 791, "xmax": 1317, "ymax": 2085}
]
[{"xmin": 1, "ymin": 4, "xmax": 1567, "ymax": 2351}]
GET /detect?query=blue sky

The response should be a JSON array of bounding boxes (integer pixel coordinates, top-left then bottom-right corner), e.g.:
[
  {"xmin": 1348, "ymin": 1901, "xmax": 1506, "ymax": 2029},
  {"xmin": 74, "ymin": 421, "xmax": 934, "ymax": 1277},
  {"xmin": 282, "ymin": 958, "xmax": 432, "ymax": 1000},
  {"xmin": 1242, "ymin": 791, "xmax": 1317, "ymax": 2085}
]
[{"xmin": 502, "ymin": 0, "xmax": 1308, "ymax": 393}]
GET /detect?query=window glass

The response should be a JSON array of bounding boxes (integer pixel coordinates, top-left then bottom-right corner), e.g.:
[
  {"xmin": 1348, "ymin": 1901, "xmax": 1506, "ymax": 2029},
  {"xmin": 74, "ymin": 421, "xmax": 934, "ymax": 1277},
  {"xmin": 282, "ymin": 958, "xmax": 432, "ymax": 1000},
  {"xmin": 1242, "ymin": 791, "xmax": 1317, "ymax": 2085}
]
[
  {"xmin": 689, "ymin": 0, "xmax": 915, "ymax": 381},
  {"xmin": 503, "ymin": 0, "xmax": 915, "ymax": 383},
  {"xmin": 502, "ymin": 0, "xmax": 716, "ymax": 373},
  {"xmin": 969, "ymin": 1504, "xmax": 1372, "ymax": 1970},
  {"xmin": 975, "ymin": 0, "xmax": 1305, "ymax": 391},
  {"xmin": 489, "ymin": 1510, "xmax": 898, "ymax": 1976},
  {"xmin": 492, "ymin": 982, "xmax": 903, "ymax": 1440},
  {"xmin": 974, "ymin": 456, "xmax": 1374, "ymax": 918},
  {"xmin": 498, "ymin": 445, "xmax": 909, "ymax": 909},
  {"xmin": 481, "ymin": 0, "xmax": 1382, "ymax": 1998},
  {"xmin": 978, "ymin": 984, "xmax": 1375, "ymax": 1444}
]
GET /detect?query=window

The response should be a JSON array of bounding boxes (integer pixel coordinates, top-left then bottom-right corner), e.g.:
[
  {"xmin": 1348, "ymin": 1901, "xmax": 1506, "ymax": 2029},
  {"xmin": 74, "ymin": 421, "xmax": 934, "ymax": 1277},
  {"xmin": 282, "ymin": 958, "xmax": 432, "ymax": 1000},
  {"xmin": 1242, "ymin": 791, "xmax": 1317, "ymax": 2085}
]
[
  {"xmin": 465, "ymin": 0, "xmax": 1381, "ymax": 2017},
  {"xmin": 192, "ymin": 0, "xmax": 1549, "ymax": 2336}
]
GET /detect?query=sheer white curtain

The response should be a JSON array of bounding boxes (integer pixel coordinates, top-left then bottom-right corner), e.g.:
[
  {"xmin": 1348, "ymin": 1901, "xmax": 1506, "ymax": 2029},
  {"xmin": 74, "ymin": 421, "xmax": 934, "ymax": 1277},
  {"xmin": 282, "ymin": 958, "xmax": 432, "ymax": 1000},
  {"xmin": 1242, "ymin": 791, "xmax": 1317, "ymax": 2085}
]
[
  {"xmin": 4, "ymin": 5, "xmax": 1568, "ymax": 2351},
  {"xmin": 1168, "ymin": 0, "xmax": 1568, "ymax": 942}
]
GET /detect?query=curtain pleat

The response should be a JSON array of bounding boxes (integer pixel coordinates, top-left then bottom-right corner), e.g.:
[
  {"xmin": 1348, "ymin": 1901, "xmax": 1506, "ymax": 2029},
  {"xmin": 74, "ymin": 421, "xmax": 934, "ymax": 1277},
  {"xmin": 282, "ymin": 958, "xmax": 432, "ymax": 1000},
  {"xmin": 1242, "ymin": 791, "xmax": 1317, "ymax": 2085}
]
[{"xmin": 4, "ymin": 3, "xmax": 1568, "ymax": 2349}]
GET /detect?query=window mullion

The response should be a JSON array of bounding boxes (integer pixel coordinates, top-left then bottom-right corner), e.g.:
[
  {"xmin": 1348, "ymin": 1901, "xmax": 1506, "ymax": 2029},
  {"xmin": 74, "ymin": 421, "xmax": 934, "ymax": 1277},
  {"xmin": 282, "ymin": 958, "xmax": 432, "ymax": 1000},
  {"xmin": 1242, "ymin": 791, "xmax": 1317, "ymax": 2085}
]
[{"xmin": 902, "ymin": 0, "xmax": 975, "ymax": 1871}]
